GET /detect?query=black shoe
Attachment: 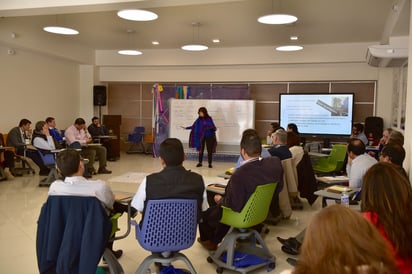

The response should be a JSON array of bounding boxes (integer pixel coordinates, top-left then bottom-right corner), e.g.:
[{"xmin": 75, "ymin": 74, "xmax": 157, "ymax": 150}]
[
  {"xmin": 208, "ymin": 164, "xmax": 212, "ymax": 168},
  {"xmin": 287, "ymin": 257, "xmax": 298, "ymax": 267},
  {"xmin": 281, "ymin": 245, "xmax": 299, "ymax": 256},
  {"xmin": 276, "ymin": 236, "xmax": 290, "ymax": 246},
  {"xmin": 277, "ymin": 237, "xmax": 301, "ymax": 250},
  {"xmin": 88, "ymin": 168, "xmax": 97, "ymax": 175},
  {"xmin": 39, "ymin": 170, "xmax": 50, "ymax": 176},
  {"xmin": 112, "ymin": 249, "xmax": 123, "ymax": 259},
  {"xmin": 196, "ymin": 163, "xmax": 202, "ymax": 167},
  {"xmin": 279, "ymin": 237, "xmax": 301, "ymax": 256},
  {"xmin": 98, "ymin": 167, "xmax": 112, "ymax": 174},
  {"xmin": 131, "ymin": 207, "xmax": 138, "ymax": 218}
]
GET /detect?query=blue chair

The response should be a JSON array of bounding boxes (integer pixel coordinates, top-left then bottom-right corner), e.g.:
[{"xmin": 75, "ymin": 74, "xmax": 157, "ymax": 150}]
[
  {"xmin": 132, "ymin": 199, "xmax": 198, "ymax": 274},
  {"xmin": 37, "ymin": 150, "xmax": 59, "ymax": 187},
  {"xmin": 127, "ymin": 126, "xmax": 145, "ymax": 154}
]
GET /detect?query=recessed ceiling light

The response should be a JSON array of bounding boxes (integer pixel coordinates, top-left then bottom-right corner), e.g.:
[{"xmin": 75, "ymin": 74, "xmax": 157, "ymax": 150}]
[
  {"xmin": 275, "ymin": 45, "xmax": 303, "ymax": 51},
  {"xmin": 117, "ymin": 50, "xmax": 143, "ymax": 55},
  {"xmin": 257, "ymin": 14, "xmax": 297, "ymax": 25},
  {"xmin": 212, "ymin": 39, "xmax": 220, "ymax": 43},
  {"xmin": 43, "ymin": 26, "xmax": 79, "ymax": 35},
  {"xmin": 181, "ymin": 44, "xmax": 208, "ymax": 51},
  {"xmin": 117, "ymin": 9, "xmax": 158, "ymax": 21},
  {"xmin": 152, "ymin": 41, "xmax": 160, "ymax": 45},
  {"xmin": 290, "ymin": 36, "xmax": 298, "ymax": 41}
]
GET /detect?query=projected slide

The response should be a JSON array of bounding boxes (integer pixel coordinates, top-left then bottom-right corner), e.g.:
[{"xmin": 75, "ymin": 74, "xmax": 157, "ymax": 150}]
[{"xmin": 279, "ymin": 93, "xmax": 353, "ymax": 135}]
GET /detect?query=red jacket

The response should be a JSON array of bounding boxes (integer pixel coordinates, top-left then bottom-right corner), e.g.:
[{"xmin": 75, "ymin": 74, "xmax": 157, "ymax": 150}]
[{"xmin": 363, "ymin": 211, "xmax": 412, "ymax": 274}]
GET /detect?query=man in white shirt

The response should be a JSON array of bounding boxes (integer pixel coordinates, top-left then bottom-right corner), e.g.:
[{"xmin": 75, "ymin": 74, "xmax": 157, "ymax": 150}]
[
  {"xmin": 346, "ymin": 138, "xmax": 377, "ymax": 188},
  {"xmin": 49, "ymin": 149, "xmax": 128, "ymax": 259},
  {"xmin": 64, "ymin": 118, "xmax": 111, "ymax": 177}
]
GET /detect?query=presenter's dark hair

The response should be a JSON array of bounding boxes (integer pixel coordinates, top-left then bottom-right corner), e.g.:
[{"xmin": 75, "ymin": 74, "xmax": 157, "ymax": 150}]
[
  {"xmin": 74, "ymin": 118, "xmax": 86, "ymax": 125},
  {"xmin": 240, "ymin": 129, "xmax": 262, "ymax": 157},
  {"xmin": 56, "ymin": 149, "xmax": 81, "ymax": 177},
  {"xmin": 159, "ymin": 138, "xmax": 184, "ymax": 166},
  {"xmin": 198, "ymin": 107, "xmax": 209, "ymax": 117},
  {"xmin": 287, "ymin": 123, "xmax": 299, "ymax": 134},
  {"xmin": 347, "ymin": 138, "xmax": 365, "ymax": 156},
  {"xmin": 19, "ymin": 119, "xmax": 31, "ymax": 127}
]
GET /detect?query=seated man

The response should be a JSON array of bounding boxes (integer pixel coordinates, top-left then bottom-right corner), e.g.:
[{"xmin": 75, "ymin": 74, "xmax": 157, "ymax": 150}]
[
  {"xmin": 198, "ymin": 129, "xmax": 283, "ymax": 251},
  {"xmin": 268, "ymin": 128, "xmax": 292, "ymax": 160},
  {"xmin": 46, "ymin": 117, "xmax": 66, "ymax": 148},
  {"xmin": 278, "ymin": 138, "xmax": 387, "ymax": 257},
  {"xmin": 64, "ymin": 118, "xmax": 111, "ymax": 177},
  {"xmin": 131, "ymin": 138, "xmax": 205, "ymax": 223},
  {"xmin": 7, "ymin": 118, "xmax": 50, "ymax": 176},
  {"xmin": 48, "ymin": 149, "xmax": 131, "ymax": 259},
  {"xmin": 351, "ymin": 123, "xmax": 368, "ymax": 145},
  {"xmin": 87, "ymin": 117, "xmax": 115, "ymax": 161},
  {"xmin": 32, "ymin": 121, "xmax": 56, "ymax": 151},
  {"xmin": 346, "ymin": 138, "xmax": 377, "ymax": 188}
]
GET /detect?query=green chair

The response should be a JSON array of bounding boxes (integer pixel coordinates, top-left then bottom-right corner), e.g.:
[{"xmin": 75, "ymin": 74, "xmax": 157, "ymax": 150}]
[
  {"xmin": 101, "ymin": 212, "xmax": 124, "ymax": 274},
  {"xmin": 207, "ymin": 183, "xmax": 277, "ymax": 274},
  {"xmin": 313, "ymin": 144, "xmax": 347, "ymax": 174}
]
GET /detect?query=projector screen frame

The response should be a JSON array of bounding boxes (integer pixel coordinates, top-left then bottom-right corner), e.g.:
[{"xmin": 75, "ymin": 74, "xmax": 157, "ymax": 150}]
[{"xmin": 279, "ymin": 92, "xmax": 355, "ymax": 137}]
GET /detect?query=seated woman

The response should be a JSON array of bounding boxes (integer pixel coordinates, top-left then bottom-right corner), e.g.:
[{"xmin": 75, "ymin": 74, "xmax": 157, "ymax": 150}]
[
  {"xmin": 282, "ymin": 204, "xmax": 398, "ymax": 274},
  {"xmin": 361, "ymin": 162, "xmax": 412, "ymax": 274},
  {"xmin": 32, "ymin": 121, "xmax": 56, "ymax": 152}
]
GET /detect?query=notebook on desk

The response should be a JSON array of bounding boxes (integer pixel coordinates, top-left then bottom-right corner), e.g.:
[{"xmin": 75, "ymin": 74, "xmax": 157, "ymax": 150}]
[{"xmin": 326, "ymin": 185, "xmax": 352, "ymax": 194}]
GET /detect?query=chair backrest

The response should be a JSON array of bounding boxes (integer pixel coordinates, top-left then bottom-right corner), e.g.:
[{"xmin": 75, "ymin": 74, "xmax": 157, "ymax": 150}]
[
  {"xmin": 134, "ymin": 199, "xmax": 197, "ymax": 253},
  {"xmin": 134, "ymin": 126, "xmax": 145, "ymax": 134},
  {"xmin": 0, "ymin": 133, "xmax": 5, "ymax": 146},
  {"xmin": 304, "ymin": 142, "xmax": 321, "ymax": 153},
  {"xmin": 128, "ymin": 126, "xmax": 145, "ymax": 142},
  {"xmin": 2, "ymin": 133, "xmax": 16, "ymax": 153},
  {"xmin": 37, "ymin": 150, "xmax": 55, "ymax": 166},
  {"xmin": 220, "ymin": 183, "xmax": 277, "ymax": 228},
  {"xmin": 282, "ymin": 158, "xmax": 298, "ymax": 193},
  {"xmin": 36, "ymin": 196, "xmax": 111, "ymax": 274},
  {"xmin": 327, "ymin": 144, "xmax": 347, "ymax": 166}
]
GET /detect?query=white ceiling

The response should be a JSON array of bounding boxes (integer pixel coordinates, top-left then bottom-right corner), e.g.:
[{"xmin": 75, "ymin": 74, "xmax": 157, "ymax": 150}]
[{"xmin": 0, "ymin": 0, "xmax": 410, "ymax": 55}]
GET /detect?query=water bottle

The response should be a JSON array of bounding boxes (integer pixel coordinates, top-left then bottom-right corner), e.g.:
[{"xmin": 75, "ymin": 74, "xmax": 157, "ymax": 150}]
[{"xmin": 341, "ymin": 187, "xmax": 350, "ymax": 207}]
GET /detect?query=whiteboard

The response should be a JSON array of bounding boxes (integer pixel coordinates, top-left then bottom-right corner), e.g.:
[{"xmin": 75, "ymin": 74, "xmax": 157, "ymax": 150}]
[{"xmin": 169, "ymin": 99, "xmax": 255, "ymax": 145}]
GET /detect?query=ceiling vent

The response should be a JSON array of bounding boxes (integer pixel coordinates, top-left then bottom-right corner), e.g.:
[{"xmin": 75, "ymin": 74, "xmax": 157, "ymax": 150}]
[{"xmin": 366, "ymin": 44, "xmax": 408, "ymax": 67}]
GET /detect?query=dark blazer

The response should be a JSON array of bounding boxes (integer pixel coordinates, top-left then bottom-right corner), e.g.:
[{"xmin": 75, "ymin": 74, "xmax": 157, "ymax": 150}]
[
  {"xmin": 7, "ymin": 126, "xmax": 26, "ymax": 147},
  {"xmin": 36, "ymin": 196, "xmax": 111, "ymax": 274}
]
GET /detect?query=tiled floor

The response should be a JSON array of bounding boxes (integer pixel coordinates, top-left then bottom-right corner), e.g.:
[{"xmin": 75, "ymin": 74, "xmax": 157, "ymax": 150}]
[{"xmin": 0, "ymin": 152, "xmax": 322, "ymax": 274}]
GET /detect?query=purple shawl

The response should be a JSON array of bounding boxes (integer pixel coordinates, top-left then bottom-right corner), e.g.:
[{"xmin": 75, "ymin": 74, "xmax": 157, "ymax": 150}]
[{"xmin": 189, "ymin": 116, "xmax": 217, "ymax": 152}]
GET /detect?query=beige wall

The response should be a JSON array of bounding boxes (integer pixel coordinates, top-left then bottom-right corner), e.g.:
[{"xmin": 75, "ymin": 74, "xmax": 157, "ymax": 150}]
[
  {"xmin": 0, "ymin": 45, "xmax": 81, "ymax": 132},
  {"xmin": 0, "ymin": 43, "xmax": 397, "ymax": 144}
]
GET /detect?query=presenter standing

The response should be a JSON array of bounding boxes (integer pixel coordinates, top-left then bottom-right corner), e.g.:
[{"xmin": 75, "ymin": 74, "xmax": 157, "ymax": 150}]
[{"xmin": 181, "ymin": 107, "xmax": 217, "ymax": 168}]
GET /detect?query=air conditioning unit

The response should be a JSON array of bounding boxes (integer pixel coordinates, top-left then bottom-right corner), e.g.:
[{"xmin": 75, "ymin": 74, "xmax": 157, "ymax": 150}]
[{"xmin": 366, "ymin": 44, "xmax": 408, "ymax": 67}]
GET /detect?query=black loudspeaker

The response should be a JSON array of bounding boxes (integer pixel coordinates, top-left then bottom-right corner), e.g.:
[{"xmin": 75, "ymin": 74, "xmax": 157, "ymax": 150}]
[
  {"xmin": 364, "ymin": 116, "xmax": 384, "ymax": 140},
  {"xmin": 93, "ymin": 85, "xmax": 107, "ymax": 106}
]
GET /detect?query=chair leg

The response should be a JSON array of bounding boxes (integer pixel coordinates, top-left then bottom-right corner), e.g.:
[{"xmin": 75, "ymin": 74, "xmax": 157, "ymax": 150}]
[
  {"xmin": 103, "ymin": 248, "xmax": 124, "ymax": 274},
  {"xmin": 135, "ymin": 253, "xmax": 197, "ymax": 274},
  {"xmin": 39, "ymin": 167, "xmax": 59, "ymax": 187},
  {"xmin": 209, "ymin": 229, "xmax": 275, "ymax": 273}
]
